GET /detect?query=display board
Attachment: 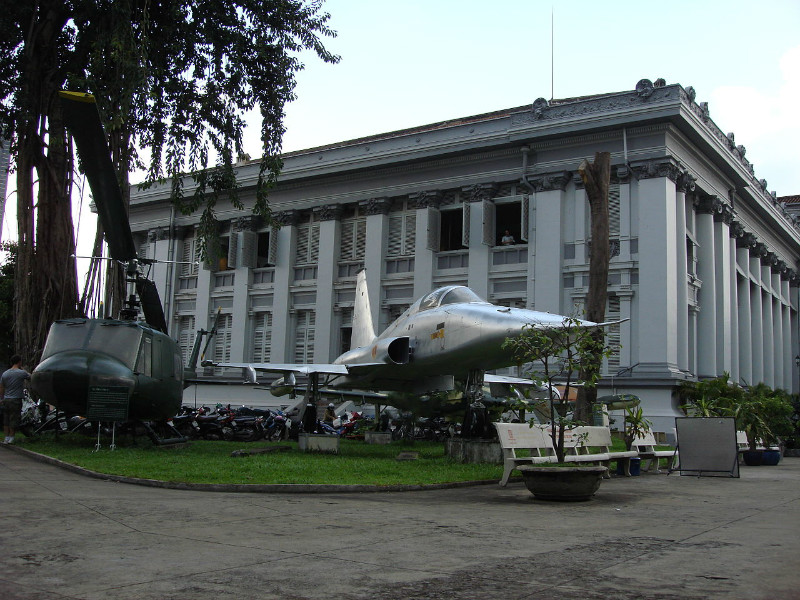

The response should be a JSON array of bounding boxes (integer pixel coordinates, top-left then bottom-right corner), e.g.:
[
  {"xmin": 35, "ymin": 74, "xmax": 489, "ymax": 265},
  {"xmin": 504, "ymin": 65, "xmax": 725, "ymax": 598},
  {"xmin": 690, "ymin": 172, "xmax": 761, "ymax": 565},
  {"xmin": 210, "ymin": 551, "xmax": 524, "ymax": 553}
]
[
  {"xmin": 673, "ymin": 417, "xmax": 739, "ymax": 477},
  {"xmin": 86, "ymin": 386, "xmax": 130, "ymax": 422}
]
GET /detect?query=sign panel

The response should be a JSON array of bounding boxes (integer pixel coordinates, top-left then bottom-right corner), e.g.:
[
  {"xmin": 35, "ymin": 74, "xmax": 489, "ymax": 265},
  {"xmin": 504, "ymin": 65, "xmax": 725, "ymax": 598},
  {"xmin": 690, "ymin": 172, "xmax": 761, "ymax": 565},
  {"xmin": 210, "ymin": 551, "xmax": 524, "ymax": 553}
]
[
  {"xmin": 674, "ymin": 417, "xmax": 739, "ymax": 477},
  {"xmin": 87, "ymin": 386, "xmax": 130, "ymax": 422}
]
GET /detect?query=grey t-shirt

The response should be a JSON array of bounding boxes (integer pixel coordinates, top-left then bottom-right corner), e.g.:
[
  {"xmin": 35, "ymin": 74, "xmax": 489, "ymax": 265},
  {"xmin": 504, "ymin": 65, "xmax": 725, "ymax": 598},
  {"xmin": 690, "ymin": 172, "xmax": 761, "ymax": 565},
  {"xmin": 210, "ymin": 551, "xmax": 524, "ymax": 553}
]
[{"xmin": 1, "ymin": 368, "xmax": 30, "ymax": 399}]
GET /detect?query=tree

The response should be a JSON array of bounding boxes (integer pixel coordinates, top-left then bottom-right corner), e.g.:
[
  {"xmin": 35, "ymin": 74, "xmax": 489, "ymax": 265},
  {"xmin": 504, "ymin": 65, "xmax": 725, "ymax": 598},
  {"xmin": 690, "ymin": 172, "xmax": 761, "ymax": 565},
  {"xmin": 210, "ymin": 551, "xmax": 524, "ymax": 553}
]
[
  {"xmin": 575, "ymin": 151, "xmax": 611, "ymax": 423},
  {"xmin": 0, "ymin": 1, "xmax": 339, "ymax": 365},
  {"xmin": 0, "ymin": 243, "xmax": 18, "ymax": 364},
  {"xmin": 503, "ymin": 316, "xmax": 612, "ymax": 462}
]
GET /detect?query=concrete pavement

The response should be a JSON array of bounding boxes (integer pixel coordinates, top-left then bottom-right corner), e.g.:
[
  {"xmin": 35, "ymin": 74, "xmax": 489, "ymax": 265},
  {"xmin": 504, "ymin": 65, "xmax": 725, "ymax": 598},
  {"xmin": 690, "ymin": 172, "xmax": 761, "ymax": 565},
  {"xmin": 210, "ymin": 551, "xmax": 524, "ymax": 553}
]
[{"xmin": 0, "ymin": 445, "xmax": 798, "ymax": 599}]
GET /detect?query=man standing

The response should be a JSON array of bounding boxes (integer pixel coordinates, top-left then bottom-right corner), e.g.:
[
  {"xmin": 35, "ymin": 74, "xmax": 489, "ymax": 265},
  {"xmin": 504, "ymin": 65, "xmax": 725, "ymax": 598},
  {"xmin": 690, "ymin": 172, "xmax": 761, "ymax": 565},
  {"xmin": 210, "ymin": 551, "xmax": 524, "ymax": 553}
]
[{"xmin": 1, "ymin": 355, "xmax": 30, "ymax": 444}]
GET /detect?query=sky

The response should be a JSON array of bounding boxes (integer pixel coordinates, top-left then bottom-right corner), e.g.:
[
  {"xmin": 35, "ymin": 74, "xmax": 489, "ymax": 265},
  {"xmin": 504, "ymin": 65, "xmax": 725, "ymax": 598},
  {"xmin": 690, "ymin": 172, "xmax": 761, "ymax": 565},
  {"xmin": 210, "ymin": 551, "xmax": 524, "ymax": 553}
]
[
  {"xmin": 3, "ymin": 0, "xmax": 800, "ymax": 261},
  {"xmin": 258, "ymin": 0, "xmax": 800, "ymax": 197}
]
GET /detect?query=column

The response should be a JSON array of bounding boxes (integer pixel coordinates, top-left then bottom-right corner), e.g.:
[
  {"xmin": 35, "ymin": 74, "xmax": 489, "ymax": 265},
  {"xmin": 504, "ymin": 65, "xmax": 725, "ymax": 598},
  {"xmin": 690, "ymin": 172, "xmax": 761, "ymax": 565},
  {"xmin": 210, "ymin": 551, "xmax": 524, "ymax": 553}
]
[
  {"xmin": 674, "ymin": 174, "xmax": 692, "ymax": 374},
  {"xmin": 531, "ymin": 172, "xmax": 569, "ymax": 313},
  {"xmin": 410, "ymin": 191, "xmax": 439, "ymax": 299},
  {"xmin": 782, "ymin": 276, "xmax": 792, "ymax": 390},
  {"xmin": 713, "ymin": 206, "xmax": 733, "ymax": 374},
  {"xmin": 736, "ymin": 240, "xmax": 753, "ymax": 386},
  {"xmin": 463, "ymin": 184, "xmax": 496, "ymax": 300},
  {"xmin": 313, "ymin": 204, "xmax": 341, "ymax": 362},
  {"xmin": 750, "ymin": 248, "xmax": 764, "ymax": 384},
  {"xmin": 760, "ymin": 253, "xmax": 773, "ymax": 387},
  {"xmin": 229, "ymin": 218, "xmax": 256, "ymax": 362},
  {"xmin": 633, "ymin": 168, "xmax": 680, "ymax": 376},
  {"xmin": 361, "ymin": 197, "xmax": 391, "ymax": 332},
  {"xmin": 695, "ymin": 197, "xmax": 718, "ymax": 378},
  {"xmin": 270, "ymin": 210, "xmax": 297, "ymax": 362},
  {"xmin": 728, "ymin": 233, "xmax": 740, "ymax": 383}
]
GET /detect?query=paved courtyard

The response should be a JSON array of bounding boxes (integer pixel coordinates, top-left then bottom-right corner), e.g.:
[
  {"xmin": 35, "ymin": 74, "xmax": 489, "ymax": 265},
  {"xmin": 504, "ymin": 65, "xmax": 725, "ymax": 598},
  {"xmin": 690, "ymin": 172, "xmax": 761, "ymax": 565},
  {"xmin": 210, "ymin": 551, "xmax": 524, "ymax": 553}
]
[{"xmin": 0, "ymin": 445, "xmax": 798, "ymax": 599}]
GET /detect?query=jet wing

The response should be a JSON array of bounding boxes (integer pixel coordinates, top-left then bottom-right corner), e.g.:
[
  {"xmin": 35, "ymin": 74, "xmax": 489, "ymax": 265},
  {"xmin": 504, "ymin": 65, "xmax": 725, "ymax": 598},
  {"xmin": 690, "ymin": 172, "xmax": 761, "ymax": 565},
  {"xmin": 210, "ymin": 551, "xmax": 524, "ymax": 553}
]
[
  {"xmin": 206, "ymin": 362, "xmax": 383, "ymax": 376},
  {"xmin": 484, "ymin": 374, "xmax": 546, "ymax": 387}
]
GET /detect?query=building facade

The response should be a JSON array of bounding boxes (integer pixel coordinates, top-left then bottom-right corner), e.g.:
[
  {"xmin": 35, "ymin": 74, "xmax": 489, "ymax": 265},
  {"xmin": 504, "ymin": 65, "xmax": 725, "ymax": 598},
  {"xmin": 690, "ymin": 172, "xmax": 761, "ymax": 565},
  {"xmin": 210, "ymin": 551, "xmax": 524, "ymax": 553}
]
[{"xmin": 128, "ymin": 79, "xmax": 800, "ymax": 432}]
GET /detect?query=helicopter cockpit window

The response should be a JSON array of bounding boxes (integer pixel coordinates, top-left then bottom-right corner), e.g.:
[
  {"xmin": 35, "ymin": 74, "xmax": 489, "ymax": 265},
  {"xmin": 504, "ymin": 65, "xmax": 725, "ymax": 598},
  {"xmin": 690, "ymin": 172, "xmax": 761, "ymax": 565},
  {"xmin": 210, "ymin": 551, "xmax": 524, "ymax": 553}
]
[
  {"xmin": 86, "ymin": 324, "xmax": 142, "ymax": 369},
  {"xmin": 136, "ymin": 335, "xmax": 153, "ymax": 377},
  {"xmin": 39, "ymin": 320, "xmax": 89, "ymax": 360}
]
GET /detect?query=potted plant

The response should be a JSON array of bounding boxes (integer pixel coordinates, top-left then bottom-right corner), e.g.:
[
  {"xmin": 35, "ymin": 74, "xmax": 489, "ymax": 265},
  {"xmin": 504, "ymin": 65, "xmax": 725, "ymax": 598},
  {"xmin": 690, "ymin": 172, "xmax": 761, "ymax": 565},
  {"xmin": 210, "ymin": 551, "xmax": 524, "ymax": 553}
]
[
  {"xmin": 502, "ymin": 315, "xmax": 613, "ymax": 500},
  {"xmin": 758, "ymin": 387, "xmax": 793, "ymax": 465},
  {"xmin": 619, "ymin": 405, "xmax": 652, "ymax": 475}
]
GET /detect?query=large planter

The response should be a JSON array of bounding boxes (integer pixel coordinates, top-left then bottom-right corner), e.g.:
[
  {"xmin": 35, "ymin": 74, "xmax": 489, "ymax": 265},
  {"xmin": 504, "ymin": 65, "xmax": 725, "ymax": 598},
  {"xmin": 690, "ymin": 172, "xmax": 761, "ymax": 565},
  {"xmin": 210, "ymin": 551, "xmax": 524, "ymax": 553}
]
[
  {"xmin": 518, "ymin": 466, "xmax": 608, "ymax": 501},
  {"xmin": 762, "ymin": 449, "xmax": 781, "ymax": 465},
  {"xmin": 364, "ymin": 431, "xmax": 392, "ymax": 445},
  {"xmin": 741, "ymin": 449, "xmax": 763, "ymax": 466},
  {"xmin": 298, "ymin": 433, "xmax": 339, "ymax": 454}
]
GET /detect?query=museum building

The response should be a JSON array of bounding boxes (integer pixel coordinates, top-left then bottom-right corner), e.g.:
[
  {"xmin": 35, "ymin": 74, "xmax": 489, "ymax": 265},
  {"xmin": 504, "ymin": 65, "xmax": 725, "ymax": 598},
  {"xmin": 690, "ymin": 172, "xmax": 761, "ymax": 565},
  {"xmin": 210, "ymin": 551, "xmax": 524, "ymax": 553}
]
[{"xmin": 127, "ymin": 79, "xmax": 800, "ymax": 432}]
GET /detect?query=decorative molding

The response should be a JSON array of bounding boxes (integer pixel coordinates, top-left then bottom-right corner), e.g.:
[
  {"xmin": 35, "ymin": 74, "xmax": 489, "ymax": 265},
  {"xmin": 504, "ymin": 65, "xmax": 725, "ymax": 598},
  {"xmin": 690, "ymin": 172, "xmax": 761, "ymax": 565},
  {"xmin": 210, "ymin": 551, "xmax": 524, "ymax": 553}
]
[
  {"xmin": 274, "ymin": 209, "xmax": 299, "ymax": 227},
  {"xmin": 359, "ymin": 197, "xmax": 392, "ymax": 215},
  {"xmin": 231, "ymin": 216, "xmax": 259, "ymax": 231},
  {"xmin": 531, "ymin": 97, "xmax": 549, "ymax": 119},
  {"xmin": 313, "ymin": 203, "xmax": 343, "ymax": 221},
  {"xmin": 147, "ymin": 228, "xmax": 170, "ymax": 242},
  {"xmin": 635, "ymin": 78, "xmax": 655, "ymax": 98},
  {"xmin": 730, "ymin": 220, "xmax": 745, "ymax": 241},
  {"xmin": 695, "ymin": 195, "xmax": 725, "ymax": 215},
  {"xmin": 612, "ymin": 165, "xmax": 631, "ymax": 184},
  {"xmin": 409, "ymin": 190, "xmax": 443, "ymax": 209},
  {"xmin": 629, "ymin": 158, "xmax": 681, "ymax": 182},
  {"xmin": 461, "ymin": 183, "xmax": 498, "ymax": 203},
  {"xmin": 531, "ymin": 171, "xmax": 571, "ymax": 192},
  {"xmin": 676, "ymin": 170, "xmax": 697, "ymax": 194}
]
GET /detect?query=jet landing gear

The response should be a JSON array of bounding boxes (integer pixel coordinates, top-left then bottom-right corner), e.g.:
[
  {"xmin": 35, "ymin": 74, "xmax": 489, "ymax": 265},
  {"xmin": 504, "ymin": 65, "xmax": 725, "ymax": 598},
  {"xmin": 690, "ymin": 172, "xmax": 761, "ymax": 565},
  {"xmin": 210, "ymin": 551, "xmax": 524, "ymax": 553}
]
[{"xmin": 461, "ymin": 370, "xmax": 492, "ymax": 439}]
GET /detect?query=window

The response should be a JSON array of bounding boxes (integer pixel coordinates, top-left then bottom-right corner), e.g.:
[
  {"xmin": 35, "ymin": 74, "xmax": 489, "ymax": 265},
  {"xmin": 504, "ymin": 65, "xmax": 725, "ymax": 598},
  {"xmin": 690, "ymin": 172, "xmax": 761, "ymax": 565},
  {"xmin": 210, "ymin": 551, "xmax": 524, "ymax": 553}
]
[
  {"xmin": 494, "ymin": 201, "xmax": 527, "ymax": 246},
  {"xmin": 252, "ymin": 312, "xmax": 272, "ymax": 362},
  {"xmin": 439, "ymin": 208, "xmax": 465, "ymax": 251},
  {"xmin": 387, "ymin": 210, "xmax": 416, "ymax": 256},
  {"xmin": 256, "ymin": 231, "xmax": 272, "ymax": 267},
  {"xmin": 294, "ymin": 311, "xmax": 316, "ymax": 363},
  {"xmin": 176, "ymin": 315, "xmax": 196, "ymax": 366},
  {"xmin": 212, "ymin": 314, "xmax": 233, "ymax": 367}
]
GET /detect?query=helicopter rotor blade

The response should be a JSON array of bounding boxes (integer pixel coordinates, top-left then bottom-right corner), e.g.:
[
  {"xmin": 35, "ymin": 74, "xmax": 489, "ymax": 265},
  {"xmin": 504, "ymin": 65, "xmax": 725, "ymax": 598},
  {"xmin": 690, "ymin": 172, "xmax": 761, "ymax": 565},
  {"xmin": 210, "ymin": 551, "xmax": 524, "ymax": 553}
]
[
  {"xmin": 201, "ymin": 307, "xmax": 223, "ymax": 360},
  {"xmin": 59, "ymin": 91, "xmax": 137, "ymax": 263},
  {"xmin": 135, "ymin": 278, "xmax": 169, "ymax": 334}
]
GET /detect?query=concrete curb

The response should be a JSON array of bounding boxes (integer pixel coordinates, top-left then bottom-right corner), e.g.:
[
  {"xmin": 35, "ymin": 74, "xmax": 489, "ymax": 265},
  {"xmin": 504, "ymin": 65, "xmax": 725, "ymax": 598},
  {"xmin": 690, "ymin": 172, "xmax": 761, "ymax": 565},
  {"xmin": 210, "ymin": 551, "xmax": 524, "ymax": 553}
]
[{"xmin": 0, "ymin": 443, "xmax": 499, "ymax": 494}]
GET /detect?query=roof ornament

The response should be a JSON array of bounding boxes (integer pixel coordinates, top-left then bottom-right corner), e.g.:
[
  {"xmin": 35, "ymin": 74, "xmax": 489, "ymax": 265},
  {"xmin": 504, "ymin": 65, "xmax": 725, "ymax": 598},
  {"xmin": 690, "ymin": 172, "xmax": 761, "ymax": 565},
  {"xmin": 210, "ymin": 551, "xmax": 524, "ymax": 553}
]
[
  {"xmin": 531, "ymin": 97, "xmax": 549, "ymax": 119},
  {"xmin": 635, "ymin": 79, "xmax": 654, "ymax": 98}
]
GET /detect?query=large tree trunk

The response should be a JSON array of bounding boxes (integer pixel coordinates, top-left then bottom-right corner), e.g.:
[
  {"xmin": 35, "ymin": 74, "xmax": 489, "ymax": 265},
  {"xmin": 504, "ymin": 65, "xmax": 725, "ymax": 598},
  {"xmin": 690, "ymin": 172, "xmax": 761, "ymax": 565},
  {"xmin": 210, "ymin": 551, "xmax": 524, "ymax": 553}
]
[
  {"xmin": 575, "ymin": 152, "xmax": 611, "ymax": 424},
  {"xmin": 14, "ymin": 6, "xmax": 80, "ymax": 368}
]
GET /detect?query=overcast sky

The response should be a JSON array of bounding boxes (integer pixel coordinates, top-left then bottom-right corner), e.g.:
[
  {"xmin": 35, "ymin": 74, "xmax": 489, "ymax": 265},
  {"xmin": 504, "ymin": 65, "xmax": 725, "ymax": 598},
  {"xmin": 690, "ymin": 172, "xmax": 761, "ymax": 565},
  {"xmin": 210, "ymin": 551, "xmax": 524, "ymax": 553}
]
[{"xmin": 258, "ymin": 0, "xmax": 800, "ymax": 198}]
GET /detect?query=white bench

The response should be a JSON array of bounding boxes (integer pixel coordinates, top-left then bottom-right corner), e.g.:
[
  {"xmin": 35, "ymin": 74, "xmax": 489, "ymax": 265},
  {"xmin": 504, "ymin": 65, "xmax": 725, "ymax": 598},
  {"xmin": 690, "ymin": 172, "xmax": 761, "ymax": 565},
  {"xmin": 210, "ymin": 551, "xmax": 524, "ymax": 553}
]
[
  {"xmin": 564, "ymin": 426, "xmax": 639, "ymax": 477},
  {"xmin": 632, "ymin": 431, "xmax": 678, "ymax": 472},
  {"xmin": 493, "ymin": 423, "xmax": 558, "ymax": 486}
]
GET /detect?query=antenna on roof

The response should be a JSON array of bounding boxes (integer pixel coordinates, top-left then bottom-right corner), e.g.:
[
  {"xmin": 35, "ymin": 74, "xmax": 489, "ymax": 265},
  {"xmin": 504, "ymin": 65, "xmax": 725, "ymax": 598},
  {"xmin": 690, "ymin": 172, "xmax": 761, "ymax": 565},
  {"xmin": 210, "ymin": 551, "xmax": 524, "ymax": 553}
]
[{"xmin": 550, "ymin": 6, "xmax": 554, "ymax": 101}]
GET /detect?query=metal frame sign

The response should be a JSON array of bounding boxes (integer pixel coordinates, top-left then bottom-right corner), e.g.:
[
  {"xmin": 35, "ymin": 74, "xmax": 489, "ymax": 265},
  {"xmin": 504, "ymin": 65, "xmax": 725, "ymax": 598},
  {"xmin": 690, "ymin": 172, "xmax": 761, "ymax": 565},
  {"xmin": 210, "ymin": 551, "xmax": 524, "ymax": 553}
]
[
  {"xmin": 87, "ymin": 386, "xmax": 130, "ymax": 422},
  {"xmin": 673, "ymin": 417, "xmax": 739, "ymax": 477}
]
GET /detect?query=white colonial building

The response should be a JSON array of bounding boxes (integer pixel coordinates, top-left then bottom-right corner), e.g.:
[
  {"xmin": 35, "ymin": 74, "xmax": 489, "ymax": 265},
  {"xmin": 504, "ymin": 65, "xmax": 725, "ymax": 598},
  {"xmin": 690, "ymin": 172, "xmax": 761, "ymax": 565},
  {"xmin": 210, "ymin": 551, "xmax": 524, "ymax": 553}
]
[{"xmin": 128, "ymin": 79, "xmax": 800, "ymax": 432}]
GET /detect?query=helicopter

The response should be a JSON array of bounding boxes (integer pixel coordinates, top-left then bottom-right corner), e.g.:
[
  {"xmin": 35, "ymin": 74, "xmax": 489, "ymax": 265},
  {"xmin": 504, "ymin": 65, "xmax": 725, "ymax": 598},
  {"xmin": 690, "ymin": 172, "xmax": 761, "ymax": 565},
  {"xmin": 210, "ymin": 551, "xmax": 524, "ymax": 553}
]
[{"xmin": 30, "ymin": 91, "xmax": 197, "ymax": 438}]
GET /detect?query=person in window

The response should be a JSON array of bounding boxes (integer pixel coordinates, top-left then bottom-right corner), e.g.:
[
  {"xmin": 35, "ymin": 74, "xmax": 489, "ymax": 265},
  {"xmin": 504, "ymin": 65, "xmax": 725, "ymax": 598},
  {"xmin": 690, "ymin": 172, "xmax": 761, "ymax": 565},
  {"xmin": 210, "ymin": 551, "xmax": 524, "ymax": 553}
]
[{"xmin": 501, "ymin": 230, "xmax": 515, "ymax": 245}]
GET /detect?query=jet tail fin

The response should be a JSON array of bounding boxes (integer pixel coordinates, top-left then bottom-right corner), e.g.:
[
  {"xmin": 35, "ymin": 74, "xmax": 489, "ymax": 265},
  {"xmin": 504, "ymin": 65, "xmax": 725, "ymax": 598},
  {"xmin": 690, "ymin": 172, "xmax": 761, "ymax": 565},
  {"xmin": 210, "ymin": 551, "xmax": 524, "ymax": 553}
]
[{"xmin": 351, "ymin": 269, "xmax": 376, "ymax": 349}]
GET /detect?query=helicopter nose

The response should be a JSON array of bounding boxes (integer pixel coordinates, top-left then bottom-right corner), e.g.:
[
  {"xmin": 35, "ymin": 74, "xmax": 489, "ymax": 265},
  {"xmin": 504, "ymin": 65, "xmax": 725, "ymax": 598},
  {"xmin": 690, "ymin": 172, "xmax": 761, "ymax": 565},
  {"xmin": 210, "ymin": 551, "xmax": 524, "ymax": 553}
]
[{"xmin": 31, "ymin": 351, "xmax": 135, "ymax": 416}]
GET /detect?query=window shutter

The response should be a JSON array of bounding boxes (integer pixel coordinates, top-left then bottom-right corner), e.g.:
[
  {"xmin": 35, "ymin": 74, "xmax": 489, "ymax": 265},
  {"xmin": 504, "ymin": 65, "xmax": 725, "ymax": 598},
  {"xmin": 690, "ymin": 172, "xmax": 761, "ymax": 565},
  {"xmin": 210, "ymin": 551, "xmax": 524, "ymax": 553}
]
[
  {"xmin": 213, "ymin": 314, "xmax": 232, "ymax": 365},
  {"xmin": 341, "ymin": 221, "xmax": 355, "ymax": 261},
  {"xmin": 252, "ymin": 312, "xmax": 272, "ymax": 362},
  {"xmin": 309, "ymin": 224, "xmax": 320, "ymax": 263},
  {"xmin": 520, "ymin": 196, "xmax": 529, "ymax": 242},
  {"xmin": 482, "ymin": 200, "xmax": 495, "ymax": 246},
  {"xmin": 426, "ymin": 207, "xmax": 440, "ymax": 251},
  {"xmin": 606, "ymin": 296, "xmax": 621, "ymax": 373},
  {"xmin": 609, "ymin": 184, "xmax": 621, "ymax": 236},
  {"xmin": 462, "ymin": 201, "xmax": 471, "ymax": 247},
  {"xmin": 239, "ymin": 230, "xmax": 257, "ymax": 268},
  {"xmin": 388, "ymin": 215, "xmax": 403, "ymax": 257},
  {"xmin": 228, "ymin": 232, "xmax": 239, "ymax": 269},
  {"xmin": 267, "ymin": 226, "xmax": 279, "ymax": 266},
  {"xmin": 355, "ymin": 218, "xmax": 366, "ymax": 259},
  {"xmin": 405, "ymin": 212, "xmax": 416, "ymax": 255}
]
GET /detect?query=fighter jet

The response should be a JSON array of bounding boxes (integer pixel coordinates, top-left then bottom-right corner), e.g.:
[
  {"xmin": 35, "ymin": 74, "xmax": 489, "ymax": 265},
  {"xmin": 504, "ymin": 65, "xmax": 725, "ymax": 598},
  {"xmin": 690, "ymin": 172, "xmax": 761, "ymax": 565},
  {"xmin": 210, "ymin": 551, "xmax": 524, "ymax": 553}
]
[{"xmin": 209, "ymin": 270, "xmax": 608, "ymax": 405}]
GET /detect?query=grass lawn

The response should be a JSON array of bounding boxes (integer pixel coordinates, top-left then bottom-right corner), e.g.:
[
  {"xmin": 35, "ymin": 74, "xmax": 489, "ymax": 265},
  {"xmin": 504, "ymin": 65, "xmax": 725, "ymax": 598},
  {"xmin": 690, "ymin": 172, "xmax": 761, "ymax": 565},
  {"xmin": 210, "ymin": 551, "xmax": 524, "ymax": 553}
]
[{"xmin": 13, "ymin": 434, "xmax": 504, "ymax": 486}]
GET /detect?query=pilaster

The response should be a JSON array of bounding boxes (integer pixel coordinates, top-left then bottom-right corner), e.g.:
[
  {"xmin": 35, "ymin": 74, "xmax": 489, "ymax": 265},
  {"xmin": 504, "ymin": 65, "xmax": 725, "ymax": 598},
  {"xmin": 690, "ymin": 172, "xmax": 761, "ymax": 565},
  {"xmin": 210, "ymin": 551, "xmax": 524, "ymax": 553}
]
[
  {"xmin": 270, "ymin": 210, "xmax": 298, "ymax": 362},
  {"xmin": 313, "ymin": 204, "xmax": 341, "ymax": 361}
]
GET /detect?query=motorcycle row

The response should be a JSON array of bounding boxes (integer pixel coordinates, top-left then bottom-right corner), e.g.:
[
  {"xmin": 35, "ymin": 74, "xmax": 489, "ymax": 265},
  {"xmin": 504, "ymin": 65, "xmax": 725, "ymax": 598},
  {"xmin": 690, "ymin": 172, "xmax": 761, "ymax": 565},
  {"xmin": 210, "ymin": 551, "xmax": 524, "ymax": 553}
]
[{"xmin": 15, "ymin": 394, "xmax": 459, "ymax": 443}]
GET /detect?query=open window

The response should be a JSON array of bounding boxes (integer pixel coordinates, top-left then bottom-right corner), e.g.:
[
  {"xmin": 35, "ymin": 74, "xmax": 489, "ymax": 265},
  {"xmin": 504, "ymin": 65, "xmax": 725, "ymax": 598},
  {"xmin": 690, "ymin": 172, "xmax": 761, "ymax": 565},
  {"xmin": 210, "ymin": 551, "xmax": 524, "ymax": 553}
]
[
  {"xmin": 494, "ymin": 199, "xmax": 528, "ymax": 246},
  {"xmin": 439, "ymin": 207, "xmax": 466, "ymax": 251}
]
